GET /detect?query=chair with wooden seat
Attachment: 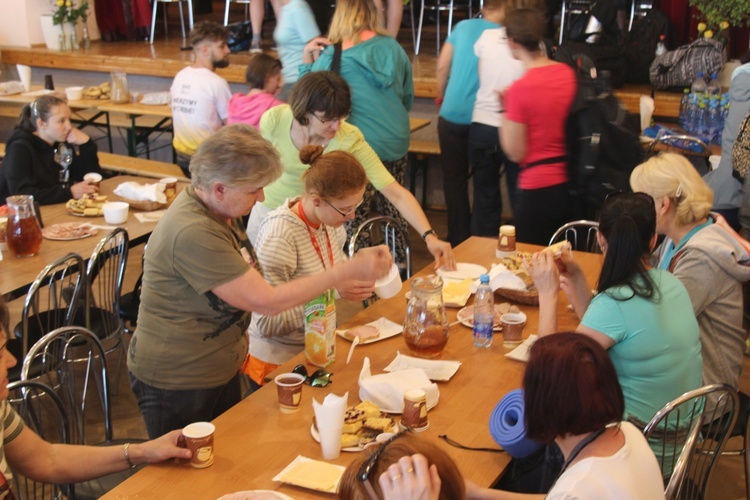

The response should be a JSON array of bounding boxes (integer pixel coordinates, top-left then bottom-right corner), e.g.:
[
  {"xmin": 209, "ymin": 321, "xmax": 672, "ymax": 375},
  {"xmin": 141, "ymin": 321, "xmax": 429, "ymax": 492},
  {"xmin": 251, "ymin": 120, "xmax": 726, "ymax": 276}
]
[
  {"xmin": 548, "ymin": 220, "xmax": 601, "ymax": 253},
  {"xmin": 9, "ymin": 252, "xmax": 86, "ymax": 383},
  {"xmin": 348, "ymin": 216, "xmax": 411, "ymax": 307},
  {"xmin": 21, "ymin": 326, "xmax": 146, "ymax": 499},
  {"xmin": 224, "ymin": 0, "xmax": 252, "ymax": 25},
  {"xmin": 644, "ymin": 384, "xmax": 739, "ymax": 499},
  {"xmin": 7, "ymin": 380, "xmax": 72, "ymax": 500},
  {"xmin": 83, "ymin": 229, "xmax": 129, "ymax": 392},
  {"xmin": 149, "ymin": 0, "xmax": 194, "ymax": 44}
]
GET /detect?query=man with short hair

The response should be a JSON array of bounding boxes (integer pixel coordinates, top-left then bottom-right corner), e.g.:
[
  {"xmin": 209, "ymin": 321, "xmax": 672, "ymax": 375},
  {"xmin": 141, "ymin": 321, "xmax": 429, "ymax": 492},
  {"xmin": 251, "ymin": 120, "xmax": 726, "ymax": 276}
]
[{"xmin": 171, "ymin": 21, "xmax": 232, "ymax": 176}]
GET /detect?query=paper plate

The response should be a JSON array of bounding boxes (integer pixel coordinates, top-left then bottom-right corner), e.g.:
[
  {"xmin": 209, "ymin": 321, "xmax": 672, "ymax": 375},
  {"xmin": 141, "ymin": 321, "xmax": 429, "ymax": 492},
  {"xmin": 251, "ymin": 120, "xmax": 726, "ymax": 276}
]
[{"xmin": 437, "ymin": 262, "xmax": 488, "ymax": 281}]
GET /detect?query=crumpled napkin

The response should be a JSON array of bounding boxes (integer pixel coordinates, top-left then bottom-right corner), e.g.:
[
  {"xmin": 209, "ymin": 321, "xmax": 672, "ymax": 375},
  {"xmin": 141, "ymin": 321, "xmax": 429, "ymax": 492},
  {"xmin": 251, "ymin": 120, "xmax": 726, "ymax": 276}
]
[
  {"xmin": 312, "ymin": 392, "xmax": 348, "ymax": 460},
  {"xmin": 470, "ymin": 263, "xmax": 527, "ymax": 294},
  {"xmin": 358, "ymin": 357, "xmax": 439, "ymax": 413},
  {"xmin": 384, "ymin": 352, "xmax": 461, "ymax": 381},
  {"xmin": 113, "ymin": 181, "xmax": 167, "ymax": 203}
]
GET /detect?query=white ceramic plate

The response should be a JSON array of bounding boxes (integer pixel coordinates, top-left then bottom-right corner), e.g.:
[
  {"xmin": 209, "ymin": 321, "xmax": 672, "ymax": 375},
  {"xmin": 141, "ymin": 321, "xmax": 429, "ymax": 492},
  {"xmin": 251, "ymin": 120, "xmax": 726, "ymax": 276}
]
[
  {"xmin": 456, "ymin": 305, "xmax": 504, "ymax": 331},
  {"xmin": 437, "ymin": 262, "xmax": 488, "ymax": 281},
  {"xmin": 41, "ymin": 222, "xmax": 98, "ymax": 241},
  {"xmin": 217, "ymin": 491, "xmax": 294, "ymax": 500}
]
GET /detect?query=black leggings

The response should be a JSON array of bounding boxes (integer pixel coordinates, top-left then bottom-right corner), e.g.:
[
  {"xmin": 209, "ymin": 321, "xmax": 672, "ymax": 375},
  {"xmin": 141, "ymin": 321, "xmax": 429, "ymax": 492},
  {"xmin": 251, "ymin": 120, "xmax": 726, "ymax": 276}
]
[{"xmin": 515, "ymin": 183, "xmax": 572, "ymax": 246}]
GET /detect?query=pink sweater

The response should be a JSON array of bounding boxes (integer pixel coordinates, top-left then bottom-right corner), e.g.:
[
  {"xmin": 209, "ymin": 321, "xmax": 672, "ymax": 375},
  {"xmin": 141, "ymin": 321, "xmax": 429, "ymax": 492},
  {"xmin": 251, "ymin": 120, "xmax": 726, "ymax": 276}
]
[{"xmin": 227, "ymin": 92, "xmax": 285, "ymax": 128}]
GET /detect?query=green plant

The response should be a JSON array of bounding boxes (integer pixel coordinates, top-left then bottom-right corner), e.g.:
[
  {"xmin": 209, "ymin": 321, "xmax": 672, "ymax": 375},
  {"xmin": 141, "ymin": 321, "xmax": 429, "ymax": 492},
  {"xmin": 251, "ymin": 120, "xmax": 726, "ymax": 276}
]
[
  {"xmin": 689, "ymin": 0, "xmax": 750, "ymax": 28},
  {"xmin": 51, "ymin": 0, "xmax": 88, "ymax": 25}
]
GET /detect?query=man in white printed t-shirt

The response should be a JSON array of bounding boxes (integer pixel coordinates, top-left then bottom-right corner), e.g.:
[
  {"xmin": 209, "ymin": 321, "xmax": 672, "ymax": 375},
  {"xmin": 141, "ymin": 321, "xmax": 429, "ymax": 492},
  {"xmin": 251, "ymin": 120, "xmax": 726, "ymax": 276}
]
[{"xmin": 171, "ymin": 21, "xmax": 232, "ymax": 177}]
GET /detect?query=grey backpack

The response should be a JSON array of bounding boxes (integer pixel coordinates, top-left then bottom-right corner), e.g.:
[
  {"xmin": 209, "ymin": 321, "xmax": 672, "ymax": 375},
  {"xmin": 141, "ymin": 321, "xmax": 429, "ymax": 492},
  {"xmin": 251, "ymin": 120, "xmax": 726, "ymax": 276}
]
[{"xmin": 649, "ymin": 38, "xmax": 726, "ymax": 89}]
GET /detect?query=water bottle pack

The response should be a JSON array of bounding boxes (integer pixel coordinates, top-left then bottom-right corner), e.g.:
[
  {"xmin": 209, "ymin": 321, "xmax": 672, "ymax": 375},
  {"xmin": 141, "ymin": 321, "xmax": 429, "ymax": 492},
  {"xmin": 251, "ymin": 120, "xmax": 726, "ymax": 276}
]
[{"xmin": 677, "ymin": 71, "xmax": 729, "ymax": 144}]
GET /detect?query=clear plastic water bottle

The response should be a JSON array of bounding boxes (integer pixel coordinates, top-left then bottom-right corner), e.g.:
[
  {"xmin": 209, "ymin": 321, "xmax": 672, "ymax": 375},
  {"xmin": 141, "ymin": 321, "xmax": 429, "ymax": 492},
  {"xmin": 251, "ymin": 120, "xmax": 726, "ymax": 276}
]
[
  {"xmin": 696, "ymin": 97, "xmax": 709, "ymax": 141},
  {"xmin": 655, "ymin": 35, "xmax": 667, "ymax": 57},
  {"xmin": 707, "ymin": 73, "xmax": 722, "ymax": 96},
  {"xmin": 691, "ymin": 72, "xmax": 707, "ymax": 95},
  {"xmin": 687, "ymin": 73, "xmax": 707, "ymax": 134},
  {"xmin": 679, "ymin": 89, "xmax": 690, "ymax": 130},
  {"xmin": 473, "ymin": 274, "xmax": 494, "ymax": 348}
]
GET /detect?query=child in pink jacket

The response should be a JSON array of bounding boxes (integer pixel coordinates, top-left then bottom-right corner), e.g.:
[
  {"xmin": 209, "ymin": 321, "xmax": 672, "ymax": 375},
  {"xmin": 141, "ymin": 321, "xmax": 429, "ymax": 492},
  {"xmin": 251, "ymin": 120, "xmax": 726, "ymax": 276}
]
[{"xmin": 228, "ymin": 53, "xmax": 285, "ymax": 128}]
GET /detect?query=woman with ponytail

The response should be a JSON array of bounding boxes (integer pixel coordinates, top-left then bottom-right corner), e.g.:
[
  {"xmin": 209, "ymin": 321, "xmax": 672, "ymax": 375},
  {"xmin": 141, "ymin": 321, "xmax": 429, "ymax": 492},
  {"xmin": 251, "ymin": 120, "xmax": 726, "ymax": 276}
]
[
  {"xmin": 0, "ymin": 95, "xmax": 102, "ymax": 205},
  {"xmin": 525, "ymin": 192, "xmax": 702, "ymax": 454},
  {"xmin": 245, "ymin": 145, "xmax": 373, "ymax": 391}
]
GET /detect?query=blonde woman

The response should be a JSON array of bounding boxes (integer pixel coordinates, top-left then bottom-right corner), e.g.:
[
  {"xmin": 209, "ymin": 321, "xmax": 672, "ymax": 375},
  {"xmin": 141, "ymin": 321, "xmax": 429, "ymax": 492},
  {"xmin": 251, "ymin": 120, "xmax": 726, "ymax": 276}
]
[
  {"xmin": 631, "ymin": 152, "xmax": 750, "ymax": 413},
  {"xmin": 300, "ymin": 0, "xmax": 414, "ymax": 266}
]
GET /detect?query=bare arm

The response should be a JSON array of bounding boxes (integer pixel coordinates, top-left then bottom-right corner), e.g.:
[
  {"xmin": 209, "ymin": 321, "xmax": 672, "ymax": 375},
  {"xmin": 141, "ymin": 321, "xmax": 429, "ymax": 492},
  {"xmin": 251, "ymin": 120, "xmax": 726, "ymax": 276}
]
[
  {"xmin": 435, "ymin": 43, "xmax": 454, "ymax": 100},
  {"xmin": 379, "ymin": 182, "xmax": 456, "ymax": 270},
  {"xmin": 212, "ymin": 246, "xmax": 392, "ymax": 315},
  {"xmin": 499, "ymin": 117, "xmax": 527, "ymax": 163},
  {"xmin": 524, "ymin": 251, "xmax": 560, "ymax": 336},
  {"xmin": 5, "ymin": 427, "xmax": 190, "ymax": 484}
]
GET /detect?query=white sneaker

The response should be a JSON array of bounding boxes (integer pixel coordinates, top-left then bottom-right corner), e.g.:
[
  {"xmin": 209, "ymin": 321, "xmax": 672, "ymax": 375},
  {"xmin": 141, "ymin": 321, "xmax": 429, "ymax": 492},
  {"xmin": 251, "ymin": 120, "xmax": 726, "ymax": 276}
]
[{"xmin": 250, "ymin": 39, "xmax": 262, "ymax": 53}]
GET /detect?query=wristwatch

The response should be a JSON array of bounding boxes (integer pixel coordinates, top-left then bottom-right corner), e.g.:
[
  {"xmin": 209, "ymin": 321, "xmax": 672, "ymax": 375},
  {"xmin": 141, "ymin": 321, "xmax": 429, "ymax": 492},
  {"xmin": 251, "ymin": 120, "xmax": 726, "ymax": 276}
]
[{"xmin": 421, "ymin": 229, "xmax": 437, "ymax": 241}]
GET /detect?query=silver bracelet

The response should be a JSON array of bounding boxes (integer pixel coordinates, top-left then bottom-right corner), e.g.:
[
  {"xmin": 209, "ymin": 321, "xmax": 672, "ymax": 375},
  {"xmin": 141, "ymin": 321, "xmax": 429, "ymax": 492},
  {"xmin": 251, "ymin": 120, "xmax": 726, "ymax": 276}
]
[{"xmin": 123, "ymin": 443, "xmax": 137, "ymax": 469}]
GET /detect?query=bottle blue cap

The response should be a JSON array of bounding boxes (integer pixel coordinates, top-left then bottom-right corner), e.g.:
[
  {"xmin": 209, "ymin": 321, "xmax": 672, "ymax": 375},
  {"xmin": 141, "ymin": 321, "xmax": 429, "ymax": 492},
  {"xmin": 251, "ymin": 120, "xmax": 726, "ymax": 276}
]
[{"xmin": 480, "ymin": 273, "xmax": 490, "ymax": 283}]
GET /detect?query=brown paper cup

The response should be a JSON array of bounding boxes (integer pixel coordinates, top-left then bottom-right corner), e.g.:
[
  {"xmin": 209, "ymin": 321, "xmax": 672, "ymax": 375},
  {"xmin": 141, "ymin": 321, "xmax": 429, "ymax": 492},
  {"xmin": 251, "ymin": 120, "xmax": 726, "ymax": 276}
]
[
  {"xmin": 501, "ymin": 312, "xmax": 527, "ymax": 348},
  {"xmin": 275, "ymin": 373, "xmax": 305, "ymax": 413},
  {"xmin": 183, "ymin": 422, "xmax": 215, "ymax": 468}
]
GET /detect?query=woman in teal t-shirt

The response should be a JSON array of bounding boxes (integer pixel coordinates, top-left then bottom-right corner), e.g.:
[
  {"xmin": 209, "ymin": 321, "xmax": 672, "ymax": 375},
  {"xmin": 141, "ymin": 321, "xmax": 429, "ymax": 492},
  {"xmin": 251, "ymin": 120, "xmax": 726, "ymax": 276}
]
[{"xmin": 526, "ymin": 192, "xmax": 703, "ymax": 461}]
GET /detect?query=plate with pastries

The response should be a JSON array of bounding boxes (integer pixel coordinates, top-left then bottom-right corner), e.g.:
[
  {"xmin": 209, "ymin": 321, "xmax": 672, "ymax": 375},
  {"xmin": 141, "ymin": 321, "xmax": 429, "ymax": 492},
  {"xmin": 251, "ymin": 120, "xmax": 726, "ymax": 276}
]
[
  {"xmin": 311, "ymin": 400, "xmax": 398, "ymax": 452},
  {"xmin": 65, "ymin": 194, "xmax": 108, "ymax": 217},
  {"xmin": 337, "ymin": 317, "xmax": 403, "ymax": 345}
]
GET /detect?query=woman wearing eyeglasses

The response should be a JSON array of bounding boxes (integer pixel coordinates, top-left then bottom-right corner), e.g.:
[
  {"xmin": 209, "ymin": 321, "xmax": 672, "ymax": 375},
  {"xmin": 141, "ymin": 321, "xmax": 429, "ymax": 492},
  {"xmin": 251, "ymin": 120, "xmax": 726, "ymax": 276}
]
[
  {"xmin": 250, "ymin": 71, "xmax": 455, "ymax": 271},
  {"xmin": 245, "ymin": 145, "xmax": 373, "ymax": 391},
  {"xmin": 0, "ymin": 95, "xmax": 102, "ymax": 205},
  {"xmin": 526, "ymin": 192, "xmax": 702, "ymax": 462},
  {"xmin": 631, "ymin": 153, "xmax": 750, "ymax": 415}
]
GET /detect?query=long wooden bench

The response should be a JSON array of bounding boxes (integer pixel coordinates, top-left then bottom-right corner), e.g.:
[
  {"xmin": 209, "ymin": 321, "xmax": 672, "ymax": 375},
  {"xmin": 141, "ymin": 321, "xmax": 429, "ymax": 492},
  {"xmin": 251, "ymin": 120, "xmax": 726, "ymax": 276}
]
[
  {"xmin": 408, "ymin": 139, "xmax": 441, "ymax": 207},
  {"xmin": 0, "ymin": 143, "xmax": 186, "ymax": 180}
]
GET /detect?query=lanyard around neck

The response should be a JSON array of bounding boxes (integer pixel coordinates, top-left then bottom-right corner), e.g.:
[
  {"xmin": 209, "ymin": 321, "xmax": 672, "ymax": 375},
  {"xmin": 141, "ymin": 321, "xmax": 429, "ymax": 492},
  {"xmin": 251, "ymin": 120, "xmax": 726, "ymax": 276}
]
[{"xmin": 297, "ymin": 202, "xmax": 334, "ymax": 270}]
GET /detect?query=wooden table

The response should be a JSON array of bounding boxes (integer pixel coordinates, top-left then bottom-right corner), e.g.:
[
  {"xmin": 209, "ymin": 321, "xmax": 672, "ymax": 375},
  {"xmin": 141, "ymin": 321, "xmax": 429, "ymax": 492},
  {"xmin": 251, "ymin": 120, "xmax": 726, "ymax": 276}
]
[
  {"xmin": 103, "ymin": 238, "xmax": 602, "ymax": 499},
  {"xmin": 96, "ymin": 102, "xmax": 173, "ymax": 159},
  {"xmin": 409, "ymin": 117, "xmax": 431, "ymax": 133},
  {"xmin": 1, "ymin": 175, "xmax": 181, "ymax": 302}
]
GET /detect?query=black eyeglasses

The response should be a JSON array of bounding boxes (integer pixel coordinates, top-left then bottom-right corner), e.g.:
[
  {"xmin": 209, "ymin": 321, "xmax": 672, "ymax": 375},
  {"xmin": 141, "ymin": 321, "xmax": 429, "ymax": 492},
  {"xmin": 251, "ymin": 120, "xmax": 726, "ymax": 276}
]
[
  {"xmin": 357, "ymin": 428, "xmax": 411, "ymax": 482},
  {"xmin": 292, "ymin": 364, "xmax": 333, "ymax": 387},
  {"xmin": 311, "ymin": 113, "xmax": 349, "ymax": 125},
  {"xmin": 324, "ymin": 197, "xmax": 364, "ymax": 217}
]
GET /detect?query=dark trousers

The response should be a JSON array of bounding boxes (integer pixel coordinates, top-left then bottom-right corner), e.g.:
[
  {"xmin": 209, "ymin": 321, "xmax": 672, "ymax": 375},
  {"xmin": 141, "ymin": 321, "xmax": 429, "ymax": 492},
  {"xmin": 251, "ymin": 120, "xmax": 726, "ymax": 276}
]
[
  {"xmin": 129, "ymin": 371, "xmax": 242, "ymax": 439},
  {"xmin": 516, "ymin": 183, "xmax": 571, "ymax": 245},
  {"xmin": 438, "ymin": 117, "xmax": 471, "ymax": 246},
  {"xmin": 468, "ymin": 122, "xmax": 519, "ymax": 236},
  {"xmin": 175, "ymin": 152, "xmax": 191, "ymax": 178}
]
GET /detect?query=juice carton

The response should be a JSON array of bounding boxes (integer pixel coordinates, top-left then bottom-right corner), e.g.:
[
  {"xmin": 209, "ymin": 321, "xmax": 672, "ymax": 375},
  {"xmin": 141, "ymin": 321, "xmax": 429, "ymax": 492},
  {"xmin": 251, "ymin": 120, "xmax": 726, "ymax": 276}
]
[{"xmin": 304, "ymin": 288, "xmax": 337, "ymax": 367}]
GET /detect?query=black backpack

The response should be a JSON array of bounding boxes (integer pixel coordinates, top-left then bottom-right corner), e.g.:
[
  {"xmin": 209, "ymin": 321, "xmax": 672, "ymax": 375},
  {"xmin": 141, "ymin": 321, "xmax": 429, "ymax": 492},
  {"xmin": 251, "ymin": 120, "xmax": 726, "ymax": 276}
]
[
  {"xmin": 548, "ymin": 55, "xmax": 643, "ymax": 219},
  {"xmin": 622, "ymin": 9, "xmax": 673, "ymax": 84}
]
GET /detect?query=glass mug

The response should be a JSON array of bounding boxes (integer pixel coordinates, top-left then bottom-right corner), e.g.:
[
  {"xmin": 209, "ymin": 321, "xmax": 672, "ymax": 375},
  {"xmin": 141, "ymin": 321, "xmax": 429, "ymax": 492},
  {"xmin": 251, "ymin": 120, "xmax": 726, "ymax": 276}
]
[
  {"xmin": 403, "ymin": 274, "xmax": 450, "ymax": 358},
  {"xmin": 111, "ymin": 71, "xmax": 130, "ymax": 104},
  {"xmin": 5, "ymin": 195, "xmax": 43, "ymax": 257}
]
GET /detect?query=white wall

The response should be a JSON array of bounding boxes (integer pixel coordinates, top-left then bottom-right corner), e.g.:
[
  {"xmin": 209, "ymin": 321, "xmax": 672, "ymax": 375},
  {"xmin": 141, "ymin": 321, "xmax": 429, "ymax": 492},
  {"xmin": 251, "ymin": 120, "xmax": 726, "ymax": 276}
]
[{"xmin": 0, "ymin": 0, "xmax": 100, "ymax": 48}]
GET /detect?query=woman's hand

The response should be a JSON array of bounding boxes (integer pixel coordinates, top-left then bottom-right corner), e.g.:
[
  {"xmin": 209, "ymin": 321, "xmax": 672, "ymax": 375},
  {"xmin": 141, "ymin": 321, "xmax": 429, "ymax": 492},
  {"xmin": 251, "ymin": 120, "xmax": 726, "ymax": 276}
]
[
  {"xmin": 302, "ymin": 36, "xmax": 332, "ymax": 63},
  {"xmin": 337, "ymin": 279, "xmax": 376, "ymax": 301},
  {"xmin": 524, "ymin": 250, "xmax": 560, "ymax": 299},
  {"xmin": 66, "ymin": 128, "xmax": 90, "ymax": 145},
  {"xmin": 347, "ymin": 245, "xmax": 393, "ymax": 282},
  {"xmin": 378, "ymin": 454, "xmax": 441, "ymax": 500},
  {"xmin": 70, "ymin": 180, "xmax": 98, "ymax": 199},
  {"xmin": 425, "ymin": 235, "xmax": 456, "ymax": 271},
  {"xmin": 132, "ymin": 430, "xmax": 192, "ymax": 464}
]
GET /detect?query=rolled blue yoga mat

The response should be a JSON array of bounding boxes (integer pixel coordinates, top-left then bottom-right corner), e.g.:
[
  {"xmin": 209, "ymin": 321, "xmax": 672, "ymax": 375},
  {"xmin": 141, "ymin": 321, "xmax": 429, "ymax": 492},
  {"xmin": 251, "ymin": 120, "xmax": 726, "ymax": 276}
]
[{"xmin": 489, "ymin": 389, "xmax": 543, "ymax": 459}]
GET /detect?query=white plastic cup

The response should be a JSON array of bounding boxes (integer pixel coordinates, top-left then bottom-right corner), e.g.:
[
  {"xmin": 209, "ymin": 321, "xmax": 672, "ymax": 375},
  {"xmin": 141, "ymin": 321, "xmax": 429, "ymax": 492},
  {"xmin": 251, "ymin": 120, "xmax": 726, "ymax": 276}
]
[
  {"xmin": 709, "ymin": 155, "xmax": 721, "ymax": 171},
  {"xmin": 65, "ymin": 86, "xmax": 84, "ymax": 101},
  {"xmin": 374, "ymin": 263, "xmax": 402, "ymax": 299},
  {"xmin": 83, "ymin": 172, "xmax": 102, "ymax": 188},
  {"xmin": 102, "ymin": 201, "xmax": 129, "ymax": 225},
  {"xmin": 16, "ymin": 65, "xmax": 31, "ymax": 92}
]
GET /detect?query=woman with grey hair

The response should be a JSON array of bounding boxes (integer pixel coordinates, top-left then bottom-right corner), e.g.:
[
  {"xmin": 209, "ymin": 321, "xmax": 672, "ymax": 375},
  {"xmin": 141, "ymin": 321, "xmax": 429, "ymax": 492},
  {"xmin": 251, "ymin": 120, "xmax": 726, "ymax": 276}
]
[{"xmin": 128, "ymin": 124, "xmax": 392, "ymax": 439}]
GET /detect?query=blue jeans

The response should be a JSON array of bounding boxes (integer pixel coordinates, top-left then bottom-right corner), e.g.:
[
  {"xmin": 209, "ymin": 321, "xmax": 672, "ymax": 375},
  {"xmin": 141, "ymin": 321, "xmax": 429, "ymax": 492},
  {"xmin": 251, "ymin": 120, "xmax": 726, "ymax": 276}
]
[{"xmin": 129, "ymin": 371, "xmax": 242, "ymax": 439}]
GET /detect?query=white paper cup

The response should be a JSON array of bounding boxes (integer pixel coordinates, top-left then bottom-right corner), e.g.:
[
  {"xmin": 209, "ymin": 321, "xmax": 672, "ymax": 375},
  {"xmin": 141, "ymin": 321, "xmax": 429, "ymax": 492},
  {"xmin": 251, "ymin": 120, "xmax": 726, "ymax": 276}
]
[
  {"xmin": 102, "ymin": 201, "xmax": 129, "ymax": 225},
  {"xmin": 500, "ymin": 312, "xmax": 527, "ymax": 348},
  {"xmin": 709, "ymin": 155, "xmax": 721, "ymax": 171},
  {"xmin": 65, "ymin": 86, "xmax": 84, "ymax": 101},
  {"xmin": 83, "ymin": 172, "xmax": 102, "ymax": 188},
  {"xmin": 374, "ymin": 263, "xmax": 402, "ymax": 299},
  {"xmin": 274, "ymin": 373, "xmax": 305, "ymax": 413},
  {"xmin": 183, "ymin": 422, "xmax": 215, "ymax": 468},
  {"xmin": 16, "ymin": 65, "xmax": 31, "ymax": 92}
]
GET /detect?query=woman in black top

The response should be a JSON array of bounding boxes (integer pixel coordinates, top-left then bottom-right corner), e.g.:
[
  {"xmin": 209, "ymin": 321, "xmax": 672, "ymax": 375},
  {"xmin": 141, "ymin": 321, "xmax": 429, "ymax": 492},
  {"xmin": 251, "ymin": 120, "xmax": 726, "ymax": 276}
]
[{"xmin": 0, "ymin": 95, "xmax": 102, "ymax": 205}]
